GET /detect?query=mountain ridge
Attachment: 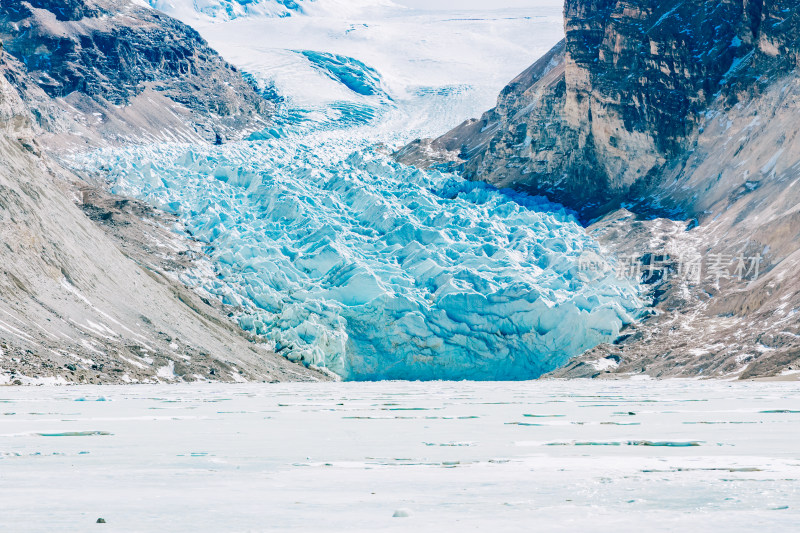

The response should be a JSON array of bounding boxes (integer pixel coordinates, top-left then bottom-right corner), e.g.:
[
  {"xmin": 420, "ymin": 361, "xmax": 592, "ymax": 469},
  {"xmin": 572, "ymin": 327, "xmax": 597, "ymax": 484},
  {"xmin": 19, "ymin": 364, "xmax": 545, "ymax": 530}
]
[{"xmin": 0, "ymin": 0, "xmax": 275, "ymax": 148}]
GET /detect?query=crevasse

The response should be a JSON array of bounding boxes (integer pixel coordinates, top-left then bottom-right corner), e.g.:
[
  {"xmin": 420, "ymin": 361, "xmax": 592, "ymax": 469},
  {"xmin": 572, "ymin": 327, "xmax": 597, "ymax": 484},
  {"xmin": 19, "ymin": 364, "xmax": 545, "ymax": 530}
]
[{"xmin": 74, "ymin": 124, "xmax": 642, "ymax": 380}]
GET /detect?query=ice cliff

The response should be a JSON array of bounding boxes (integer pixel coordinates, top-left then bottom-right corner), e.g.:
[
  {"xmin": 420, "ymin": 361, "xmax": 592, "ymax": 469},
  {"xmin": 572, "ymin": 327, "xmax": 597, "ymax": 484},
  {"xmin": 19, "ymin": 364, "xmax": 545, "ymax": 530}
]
[{"xmin": 49, "ymin": 0, "xmax": 644, "ymax": 381}]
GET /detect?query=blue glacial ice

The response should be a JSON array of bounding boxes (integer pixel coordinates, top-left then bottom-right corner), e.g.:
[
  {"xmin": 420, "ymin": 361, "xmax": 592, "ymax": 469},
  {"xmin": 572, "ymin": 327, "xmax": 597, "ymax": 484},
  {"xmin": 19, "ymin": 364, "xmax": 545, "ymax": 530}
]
[
  {"xmin": 74, "ymin": 123, "xmax": 642, "ymax": 380},
  {"xmin": 299, "ymin": 51, "xmax": 389, "ymax": 98}
]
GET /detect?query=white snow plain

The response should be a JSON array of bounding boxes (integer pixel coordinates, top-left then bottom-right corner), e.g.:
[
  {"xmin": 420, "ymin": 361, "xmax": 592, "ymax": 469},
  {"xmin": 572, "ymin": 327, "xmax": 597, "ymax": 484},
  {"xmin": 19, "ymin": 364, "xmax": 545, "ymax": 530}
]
[
  {"xmin": 1, "ymin": 381, "xmax": 799, "ymax": 531},
  {"xmin": 72, "ymin": 1, "xmax": 643, "ymax": 380},
  {"xmin": 145, "ymin": 0, "xmax": 566, "ymax": 136}
]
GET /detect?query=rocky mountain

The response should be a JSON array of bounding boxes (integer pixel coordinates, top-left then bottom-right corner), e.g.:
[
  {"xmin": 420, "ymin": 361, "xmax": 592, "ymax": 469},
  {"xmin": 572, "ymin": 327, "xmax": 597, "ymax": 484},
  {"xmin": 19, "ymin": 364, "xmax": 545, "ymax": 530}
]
[
  {"xmin": 0, "ymin": 0, "xmax": 273, "ymax": 147},
  {"xmin": 0, "ymin": 1, "xmax": 327, "ymax": 384},
  {"xmin": 398, "ymin": 0, "xmax": 800, "ymax": 380},
  {"xmin": 3, "ymin": 0, "xmax": 798, "ymax": 382}
]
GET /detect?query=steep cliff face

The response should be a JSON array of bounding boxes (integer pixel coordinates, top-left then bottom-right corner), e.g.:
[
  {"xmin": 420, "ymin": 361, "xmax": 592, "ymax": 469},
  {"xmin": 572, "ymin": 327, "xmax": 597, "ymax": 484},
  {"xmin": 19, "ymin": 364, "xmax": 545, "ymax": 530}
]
[
  {"xmin": 400, "ymin": 0, "xmax": 800, "ymax": 220},
  {"xmin": 399, "ymin": 0, "xmax": 800, "ymax": 379},
  {"xmin": 560, "ymin": 68, "xmax": 800, "ymax": 380},
  {"xmin": 0, "ymin": 0, "xmax": 273, "ymax": 145}
]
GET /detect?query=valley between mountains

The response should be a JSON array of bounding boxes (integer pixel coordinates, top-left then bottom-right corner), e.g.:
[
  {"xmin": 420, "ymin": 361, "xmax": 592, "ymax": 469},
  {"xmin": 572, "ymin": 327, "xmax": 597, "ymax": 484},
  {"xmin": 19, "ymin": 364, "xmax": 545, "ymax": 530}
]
[{"xmin": 1, "ymin": 0, "xmax": 799, "ymax": 383}]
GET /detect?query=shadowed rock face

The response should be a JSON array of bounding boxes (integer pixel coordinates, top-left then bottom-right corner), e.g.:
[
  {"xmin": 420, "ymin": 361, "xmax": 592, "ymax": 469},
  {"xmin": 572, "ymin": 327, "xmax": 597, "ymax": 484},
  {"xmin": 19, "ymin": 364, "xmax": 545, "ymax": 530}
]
[
  {"xmin": 399, "ymin": 0, "xmax": 800, "ymax": 220},
  {"xmin": 14, "ymin": 0, "xmax": 100, "ymax": 21},
  {"xmin": 0, "ymin": 0, "xmax": 273, "ymax": 144}
]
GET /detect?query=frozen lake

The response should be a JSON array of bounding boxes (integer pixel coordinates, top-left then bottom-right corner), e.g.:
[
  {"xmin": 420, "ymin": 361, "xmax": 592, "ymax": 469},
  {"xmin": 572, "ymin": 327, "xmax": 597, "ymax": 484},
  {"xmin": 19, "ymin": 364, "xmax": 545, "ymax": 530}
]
[{"xmin": 1, "ymin": 380, "xmax": 799, "ymax": 531}]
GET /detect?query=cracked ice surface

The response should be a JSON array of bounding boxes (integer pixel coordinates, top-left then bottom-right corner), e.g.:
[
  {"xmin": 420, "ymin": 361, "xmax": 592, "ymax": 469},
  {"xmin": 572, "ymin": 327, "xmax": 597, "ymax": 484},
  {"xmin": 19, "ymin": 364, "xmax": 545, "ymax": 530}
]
[
  {"xmin": 75, "ymin": 134, "xmax": 641, "ymax": 380},
  {"xmin": 1, "ymin": 381, "xmax": 799, "ymax": 532}
]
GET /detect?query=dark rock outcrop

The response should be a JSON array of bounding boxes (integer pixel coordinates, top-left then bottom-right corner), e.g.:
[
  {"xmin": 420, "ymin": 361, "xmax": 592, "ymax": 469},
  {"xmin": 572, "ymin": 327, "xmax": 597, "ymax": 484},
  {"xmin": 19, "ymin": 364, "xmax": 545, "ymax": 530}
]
[{"xmin": 0, "ymin": 0, "xmax": 273, "ymax": 145}]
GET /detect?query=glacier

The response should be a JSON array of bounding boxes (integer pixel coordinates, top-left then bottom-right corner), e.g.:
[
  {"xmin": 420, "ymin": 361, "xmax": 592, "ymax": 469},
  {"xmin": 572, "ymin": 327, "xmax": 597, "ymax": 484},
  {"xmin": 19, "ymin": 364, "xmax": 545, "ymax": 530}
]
[
  {"xmin": 74, "ymin": 115, "xmax": 642, "ymax": 380},
  {"xmin": 150, "ymin": 0, "xmax": 565, "ymax": 135},
  {"xmin": 70, "ymin": 0, "xmax": 642, "ymax": 380}
]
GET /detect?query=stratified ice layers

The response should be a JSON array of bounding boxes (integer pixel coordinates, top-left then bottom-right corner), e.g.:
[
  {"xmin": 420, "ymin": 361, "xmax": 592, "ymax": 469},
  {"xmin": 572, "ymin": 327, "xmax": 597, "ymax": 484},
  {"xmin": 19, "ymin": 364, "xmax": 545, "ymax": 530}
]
[{"xmin": 75, "ymin": 132, "xmax": 641, "ymax": 380}]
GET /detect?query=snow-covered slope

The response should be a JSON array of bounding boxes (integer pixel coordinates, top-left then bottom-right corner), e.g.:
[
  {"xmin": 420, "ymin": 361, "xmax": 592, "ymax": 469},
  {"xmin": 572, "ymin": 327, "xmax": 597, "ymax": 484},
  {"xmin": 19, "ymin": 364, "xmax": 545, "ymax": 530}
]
[{"xmin": 143, "ymin": 0, "xmax": 564, "ymax": 137}]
